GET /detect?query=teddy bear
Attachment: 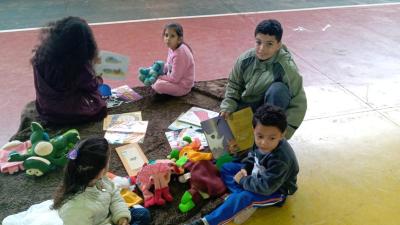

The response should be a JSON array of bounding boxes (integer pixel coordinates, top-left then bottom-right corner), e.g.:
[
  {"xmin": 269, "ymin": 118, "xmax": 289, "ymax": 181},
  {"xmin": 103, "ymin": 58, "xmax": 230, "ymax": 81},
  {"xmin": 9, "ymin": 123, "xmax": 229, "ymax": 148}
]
[
  {"xmin": 8, "ymin": 122, "xmax": 80, "ymax": 176},
  {"xmin": 138, "ymin": 60, "xmax": 165, "ymax": 86}
]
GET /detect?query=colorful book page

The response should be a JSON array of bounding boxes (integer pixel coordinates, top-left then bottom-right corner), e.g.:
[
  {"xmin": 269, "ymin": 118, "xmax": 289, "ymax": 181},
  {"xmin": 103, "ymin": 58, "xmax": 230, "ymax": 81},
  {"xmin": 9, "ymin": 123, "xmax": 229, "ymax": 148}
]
[
  {"xmin": 227, "ymin": 107, "xmax": 254, "ymax": 151},
  {"xmin": 178, "ymin": 107, "xmax": 219, "ymax": 127}
]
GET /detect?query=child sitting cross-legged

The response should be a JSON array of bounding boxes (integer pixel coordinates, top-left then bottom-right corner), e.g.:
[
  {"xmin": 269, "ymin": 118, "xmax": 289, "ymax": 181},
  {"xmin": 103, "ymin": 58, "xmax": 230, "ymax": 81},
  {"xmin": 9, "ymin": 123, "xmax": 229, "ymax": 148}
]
[{"xmin": 186, "ymin": 104, "xmax": 299, "ymax": 225}]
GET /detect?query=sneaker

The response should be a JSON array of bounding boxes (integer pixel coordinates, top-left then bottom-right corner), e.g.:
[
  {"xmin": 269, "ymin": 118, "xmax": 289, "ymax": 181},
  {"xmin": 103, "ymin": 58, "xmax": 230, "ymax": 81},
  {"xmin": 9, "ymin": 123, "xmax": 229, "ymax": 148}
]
[{"xmin": 233, "ymin": 207, "xmax": 257, "ymax": 224}]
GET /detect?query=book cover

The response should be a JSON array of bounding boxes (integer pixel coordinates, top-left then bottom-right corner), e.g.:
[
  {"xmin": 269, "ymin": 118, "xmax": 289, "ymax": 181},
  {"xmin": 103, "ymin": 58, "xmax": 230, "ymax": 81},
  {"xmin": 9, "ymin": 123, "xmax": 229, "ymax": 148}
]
[
  {"xmin": 104, "ymin": 131, "xmax": 145, "ymax": 144},
  {"xmin": 201, "ymin": 116, "xmax": 237, "ymax": 159},
  {"xmin": 115, "ymin": 143, "xmax": 148, "ymax": 176},
  {"xmin": 227, "ymin": 107, "xmax": 254, "ymax": 151},
  {"xmin": 94, "ymin": 50, "xmax": 130, "ymax": 80},
  {"xmin": 111, "ymin": 85, "xmax": 142, "ymax": 102},
  {"xmin": 177, "ymin": 107, "xmax": 219, "ymax": 127},
  {"xmin": 165, "ymin": 128, "xmax": 208, "ymax": 150},
  {"xmin": 200, "ymin": 107, "xmax": 254, "ymax": 158},
  {"xmin": 103, "ymin": 112, "xmax": 147, "ymax": 133},
  {"xmin": 168, "ymin": 113, "xmax": 202, "ymax": 131}
]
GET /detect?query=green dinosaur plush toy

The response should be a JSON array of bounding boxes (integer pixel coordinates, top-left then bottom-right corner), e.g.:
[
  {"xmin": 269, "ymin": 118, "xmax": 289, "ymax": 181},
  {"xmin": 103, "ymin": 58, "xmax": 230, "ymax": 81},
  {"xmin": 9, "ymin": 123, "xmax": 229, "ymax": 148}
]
[
  {"xmin": 8, "ymin": 122, "xmax": 80, "ymax": 176},
  {"xmin": 138, "ymin": 60, "xmax": 165, "ymax": 86}
]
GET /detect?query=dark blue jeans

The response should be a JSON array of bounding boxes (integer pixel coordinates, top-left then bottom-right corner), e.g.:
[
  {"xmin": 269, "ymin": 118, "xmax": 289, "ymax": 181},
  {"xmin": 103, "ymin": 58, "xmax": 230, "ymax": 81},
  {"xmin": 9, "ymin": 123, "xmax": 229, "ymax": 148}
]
[
  {"xmin": 238, "ymin": 82, "xmax": 290, "ymax": 112},
  {"xmin": 129, "ymin": 206, "xmax": 151, "ymax": 225}
]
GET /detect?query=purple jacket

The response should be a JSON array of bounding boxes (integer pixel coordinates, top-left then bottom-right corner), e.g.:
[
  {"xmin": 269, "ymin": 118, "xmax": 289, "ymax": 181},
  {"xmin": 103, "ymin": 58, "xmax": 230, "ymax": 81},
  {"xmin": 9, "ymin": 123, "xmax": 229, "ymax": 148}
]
[{"xmin": 33, "ymin": 64, "xmax": 107, "ymax": 124}]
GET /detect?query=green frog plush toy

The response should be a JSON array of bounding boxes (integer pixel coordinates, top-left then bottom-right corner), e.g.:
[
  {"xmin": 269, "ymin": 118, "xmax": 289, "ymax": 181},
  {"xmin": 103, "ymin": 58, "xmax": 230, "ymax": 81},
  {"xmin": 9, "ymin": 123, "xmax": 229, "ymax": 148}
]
[{"xmin": 8, "ymin": 122, "xmax": 80, "ymax": 176}]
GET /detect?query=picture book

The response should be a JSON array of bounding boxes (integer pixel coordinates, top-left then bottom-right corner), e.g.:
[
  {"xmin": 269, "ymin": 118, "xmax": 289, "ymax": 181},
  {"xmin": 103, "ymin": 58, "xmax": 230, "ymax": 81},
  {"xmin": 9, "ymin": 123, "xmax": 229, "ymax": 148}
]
[
  {"xmin": 177, "ymin": 107, "xmax": 219, "ymax": 127},
  {"xmin": 165, "ymin": 128, "xmax": 208, "ymax": 150},
  {"xmin": 201, "ymin": 107, "xmax": 254, "ymax": 159},
  {"xmin": 168, "ymin": 113, "xmax": 201, "ymax": 131},
  {"xmin": 111, "ymin": 85, "xmax": 142, "ymax": 102},
  {"xmin": 103, "ymin": 112, "xmax": 142, "ymax": 131},
  {"xmin": 94, "ymin": 50, "xmax": 130, "ymax": 80},
  {"xmin": 115, "ymin": 143, "xmax": 148, "ymax": 176},
  {"xmin": 104, "ymin": 131, "xmax": 145, "ymax": 144}
]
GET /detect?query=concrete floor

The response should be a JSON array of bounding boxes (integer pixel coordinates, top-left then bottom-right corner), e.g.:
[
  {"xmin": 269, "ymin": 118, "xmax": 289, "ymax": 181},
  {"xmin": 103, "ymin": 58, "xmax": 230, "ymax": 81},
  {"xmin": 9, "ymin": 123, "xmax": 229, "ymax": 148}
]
[{"xmin": 0, "ymin": 1, "xmax": 399, "ymax": 225}]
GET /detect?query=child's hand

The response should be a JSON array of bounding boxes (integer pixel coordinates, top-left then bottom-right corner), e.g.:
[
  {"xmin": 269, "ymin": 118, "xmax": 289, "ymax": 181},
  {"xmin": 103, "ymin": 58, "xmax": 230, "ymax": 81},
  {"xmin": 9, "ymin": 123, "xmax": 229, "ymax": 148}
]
[
  {"xmin": 220, "ymin": 111, "xmax": 231, "ymax": 120},
  {"xmin": 234, "ymin": 169, "xmax": 247, "ymax": 184},
  {"xmin": 117, "ymin": 217, "xmax": 129, "ymax": 225}
]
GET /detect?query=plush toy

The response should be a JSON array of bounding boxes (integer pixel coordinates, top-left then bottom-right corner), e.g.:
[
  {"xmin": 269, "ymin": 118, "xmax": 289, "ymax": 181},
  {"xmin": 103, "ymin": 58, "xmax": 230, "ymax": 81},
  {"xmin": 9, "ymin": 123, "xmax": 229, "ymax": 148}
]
[
  {"xmin": 0, "ymin": 140, "xmax": 31, "ymax": 174},
  {"xmin": 138, "ymin": 60, "xmax": 165, "ymax": 86},
  {"xmin": 107, "ymin": 172, "xmax": 143, "ymax": 207},
  {"xmin": 133, "ymin": 159, "xmax": 183, "ymax": 208},
  {"xmin": 8, "ymin": 122, "xmax": 80, "ymax": 176},
  {"xmin": 168, "ymin": 137, "xmax": 213, "ymax": 167},
  {"xmin": 178, "ymin": 160, "xmax": 226, "ymax": 213}
]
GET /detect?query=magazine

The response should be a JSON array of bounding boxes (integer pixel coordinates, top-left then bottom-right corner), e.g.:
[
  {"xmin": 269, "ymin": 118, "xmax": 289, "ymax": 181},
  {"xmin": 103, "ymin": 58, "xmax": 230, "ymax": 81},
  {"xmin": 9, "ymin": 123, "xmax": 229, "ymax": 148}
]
[
  {"xmin": 200, "ymin": 107, "xmax": 254, "ymax": 159},
  {"xmin": 94, "ymin": 50, "xmax": 130, "ymax": 80},
  {"xmin": 177, "ymin": 107, "xmax": 219, "ymax": 127},
  {"xmin": 115, "ymin": 143, "xmax": 148, "ymax": 176}
]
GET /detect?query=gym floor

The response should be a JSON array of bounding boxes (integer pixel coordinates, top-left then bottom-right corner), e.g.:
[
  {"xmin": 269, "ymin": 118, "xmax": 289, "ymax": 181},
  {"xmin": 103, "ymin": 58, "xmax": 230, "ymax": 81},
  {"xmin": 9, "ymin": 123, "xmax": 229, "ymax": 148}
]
[{"xmin": 0, "ymin": 1, "xmax": 399, "ymax": 224}]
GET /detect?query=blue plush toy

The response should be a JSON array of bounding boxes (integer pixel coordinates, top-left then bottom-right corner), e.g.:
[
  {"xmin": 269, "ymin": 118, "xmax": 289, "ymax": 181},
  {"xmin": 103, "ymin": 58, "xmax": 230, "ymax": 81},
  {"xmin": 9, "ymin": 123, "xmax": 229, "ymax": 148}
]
[{"xmin": 138, "ymin": 60, "xmax": 165, "ymax": 86}]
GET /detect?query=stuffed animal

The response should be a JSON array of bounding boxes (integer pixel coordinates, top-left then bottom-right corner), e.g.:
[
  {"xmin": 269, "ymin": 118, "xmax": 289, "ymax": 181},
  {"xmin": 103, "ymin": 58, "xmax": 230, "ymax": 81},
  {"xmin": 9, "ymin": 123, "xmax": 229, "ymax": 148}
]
[
  {"xmin": 107, "ymin": 172, "xmax": 143, "ymax": 207},
  {"xmin": 8, "ymin": 122, "xmax": 80, "ymax": 176},
  {"xmin": 138, "ymin": 60, "xmax": 165, "ymax": 86},
  {"xmin": 133, "ymin": 159, "xmax": 183, "ymax": 208},
  {"xmin": 0, "ymin": 140, "xmax": 31, "ymax": 174},
  {"xmin": 168, "ymin": 137, "xmax": 213, "ymax": 167},
  {"xmin": 178, "ymin": 160, "xmax": 226, "ymax": 213}
]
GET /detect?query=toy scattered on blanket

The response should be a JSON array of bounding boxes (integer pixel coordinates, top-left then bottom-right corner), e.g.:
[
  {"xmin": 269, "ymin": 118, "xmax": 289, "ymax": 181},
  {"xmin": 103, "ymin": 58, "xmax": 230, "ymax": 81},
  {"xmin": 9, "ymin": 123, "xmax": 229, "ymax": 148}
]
[
  {"xmin": 8, "ymin": 122, "xmax": 80, "ymax": 176},
  {"xmin": 168, "ymin": 136, "xmax": 213, "ymax": 167},
  {"xmin": 138, "ymin": 60, "xmax": 165, "ymax": 86},
  {"xmin": 107, "ymin": 172, "xmax": 143, "ymax": 207},
  {"xmin": 178, "ymin": 160, "xmax": 227, "ymax": 213},
  {"xmin": 0, "ymin": 140, "xmax": 31, "ymax": 174},
  {"xmin": 132, "ymin": 159, "xmax": 183, "ymax": 208}
]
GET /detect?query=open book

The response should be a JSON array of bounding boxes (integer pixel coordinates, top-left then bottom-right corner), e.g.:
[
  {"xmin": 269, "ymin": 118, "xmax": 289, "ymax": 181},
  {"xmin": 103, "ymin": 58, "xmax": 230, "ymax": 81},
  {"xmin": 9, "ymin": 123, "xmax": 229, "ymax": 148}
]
[
  {"xmin": 178, "ymin": 107, "xmax": 219, "ymax": 127},
  {"xmin": 94, "ymin": 50, "xmax": 130, "ymax": 80},
  {"xmin": 201, "ymin": 107, "xmax": 254, "ymax": 159}
]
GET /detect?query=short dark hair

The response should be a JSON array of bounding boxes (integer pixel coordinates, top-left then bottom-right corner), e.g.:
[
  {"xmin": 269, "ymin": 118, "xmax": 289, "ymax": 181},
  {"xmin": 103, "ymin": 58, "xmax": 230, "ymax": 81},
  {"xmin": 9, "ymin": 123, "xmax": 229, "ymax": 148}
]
[
  {"xmin": 254, "ymin": 19, "xmax": 283, "ymax": 42},
  {"xmin": 253, "ymin": 104, "xmax": 287, "ymax": 133}
]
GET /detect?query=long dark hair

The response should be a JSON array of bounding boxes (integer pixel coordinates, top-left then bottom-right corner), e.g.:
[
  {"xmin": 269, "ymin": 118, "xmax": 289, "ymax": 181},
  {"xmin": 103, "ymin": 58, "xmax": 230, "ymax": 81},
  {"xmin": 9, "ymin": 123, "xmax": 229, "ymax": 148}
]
[
  {"xmin": 52, "ymin": 137, "xmax": 109, "ymax": 209},
  {"xmin": 31, "ymin": 16, "xmax": 98, "ymax": 87},
  {"xmin": 163, "ymin": 22, "xmax": 193, "ymax": 54}
]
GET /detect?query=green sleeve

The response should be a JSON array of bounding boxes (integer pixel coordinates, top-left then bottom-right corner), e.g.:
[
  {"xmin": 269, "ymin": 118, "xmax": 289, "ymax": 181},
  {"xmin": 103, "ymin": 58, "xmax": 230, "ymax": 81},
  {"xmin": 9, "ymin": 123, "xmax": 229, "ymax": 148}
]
[
  {"xmin": 220, "ymin": 57, "xmax": 244, "ymax": 113},
  {"xmin": 108, "ymin": 179, "xmax": 131, "ymax": 224},
  {"xmin": 59, "ymin": 204, "xmax": 94, "ymax": 225},
  {"xmin": 283, "ymin": 60, "xmax": 307, "ymax": 139}
]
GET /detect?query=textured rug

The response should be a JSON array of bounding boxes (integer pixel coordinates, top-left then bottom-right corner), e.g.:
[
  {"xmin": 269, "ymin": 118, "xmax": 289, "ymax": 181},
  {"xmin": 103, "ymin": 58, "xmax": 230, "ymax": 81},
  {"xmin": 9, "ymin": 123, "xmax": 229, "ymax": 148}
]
[{"xmin": 0, "ymin": 79, "xmax": 228, "ymax": 225}]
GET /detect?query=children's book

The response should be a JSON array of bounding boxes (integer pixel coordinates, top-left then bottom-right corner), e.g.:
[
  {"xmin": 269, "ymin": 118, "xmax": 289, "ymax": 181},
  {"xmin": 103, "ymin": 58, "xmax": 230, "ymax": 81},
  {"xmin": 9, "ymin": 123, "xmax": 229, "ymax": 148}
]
[
  {"xmin": 111, "ymin": 85, "xmax": 142, "ymax": 103},
  {"xmin": 201, "ymin": 107, "xmax": 254, "ymax": 159},
  {"xmin": 94, "ymin": 50, "xmax": 130, "ymax": 80},
  {"xmin": 103, "ymin": 112, "xmax": 147, "ymax": 133},
  {"xmin": 115, "ymin": 143, "xmax": 148, "ymax": 176},
  {"xmin": 104, "ymin": 131, "xmax": 145, "ymax": 144},
  {"xmin": 106, "ymin": 97, "xmax": 124, "ymax": 108},
  {"xmin": 165, "ymin": 128, "xmax": 208, "ymax": 150},
  {"xmin": 177, "ymin": 107, "xmax": 219, "ymax": 127},
  {"xmin": 168, "ymin": 113, "xmax": 202, "ymax": 131}
]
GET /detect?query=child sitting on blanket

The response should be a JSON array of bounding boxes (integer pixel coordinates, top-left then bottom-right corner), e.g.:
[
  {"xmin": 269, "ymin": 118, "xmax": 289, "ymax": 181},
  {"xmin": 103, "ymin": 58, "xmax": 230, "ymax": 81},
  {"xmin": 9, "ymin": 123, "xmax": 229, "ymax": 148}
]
[
  {"xmin": 31, "ymin": 16, "xmax": 107, "ymax": 124},
  {"xmin": 186, "ymin": 104, "xmax": 299, "ymax": 225},
  {"xmin": 53, "ymin": 137, "xmax": 150, "ymax": 225},
  {"xmin": 151, "ymin": 22, "xmax": 195, "ymax": 96}
]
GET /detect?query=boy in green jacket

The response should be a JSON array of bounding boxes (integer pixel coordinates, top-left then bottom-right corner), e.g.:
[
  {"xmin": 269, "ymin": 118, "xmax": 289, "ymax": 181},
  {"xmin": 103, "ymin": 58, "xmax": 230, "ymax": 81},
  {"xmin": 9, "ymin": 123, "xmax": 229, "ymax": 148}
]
[{"xmin": 220, "ymin": 19, "xmax": 307, "ymax": 139}]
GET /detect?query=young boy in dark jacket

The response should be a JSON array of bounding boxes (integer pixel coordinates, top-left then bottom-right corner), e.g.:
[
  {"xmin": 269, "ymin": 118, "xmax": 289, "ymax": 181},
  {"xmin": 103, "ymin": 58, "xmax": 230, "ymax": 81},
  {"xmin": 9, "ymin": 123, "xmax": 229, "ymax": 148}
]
[{"xmin": 188, "ymin": 104, "xmax": 299, "ymax": 225}]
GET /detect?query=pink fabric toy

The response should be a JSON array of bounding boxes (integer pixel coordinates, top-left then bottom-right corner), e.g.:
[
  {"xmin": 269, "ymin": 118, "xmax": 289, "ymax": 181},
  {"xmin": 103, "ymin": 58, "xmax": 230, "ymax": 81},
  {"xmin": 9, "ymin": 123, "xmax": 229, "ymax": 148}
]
[{"xmin": 0, "ymin": 140, "xmax": 31, "ymax": 174}]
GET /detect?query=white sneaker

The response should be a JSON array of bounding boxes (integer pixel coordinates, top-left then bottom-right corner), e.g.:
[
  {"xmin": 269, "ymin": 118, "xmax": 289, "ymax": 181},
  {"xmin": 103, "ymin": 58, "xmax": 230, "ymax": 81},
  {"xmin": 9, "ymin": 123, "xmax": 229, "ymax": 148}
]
[{"xmin": 233, "ymin": 207, "xmax": 257, "ymax": 224}]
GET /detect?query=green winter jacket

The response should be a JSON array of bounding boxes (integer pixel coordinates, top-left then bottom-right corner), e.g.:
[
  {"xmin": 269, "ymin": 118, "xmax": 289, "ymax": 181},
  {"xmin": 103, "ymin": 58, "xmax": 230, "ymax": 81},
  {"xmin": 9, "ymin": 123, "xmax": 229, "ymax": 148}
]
[
  {"xmin": 220, "ymin": 45, "xmax": 307, "ymax": 139},
  {"xmin": 58, "ymin": 177, "xmax": 131, "ymax": 225}
]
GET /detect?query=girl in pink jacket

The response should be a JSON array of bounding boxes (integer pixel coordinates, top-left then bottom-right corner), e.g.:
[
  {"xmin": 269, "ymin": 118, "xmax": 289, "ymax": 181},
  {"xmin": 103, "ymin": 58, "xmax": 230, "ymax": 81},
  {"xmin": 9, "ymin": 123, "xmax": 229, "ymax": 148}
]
[{"xmin": 152, "ymin": 23, "xmax": 195, "ymax": 96}]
